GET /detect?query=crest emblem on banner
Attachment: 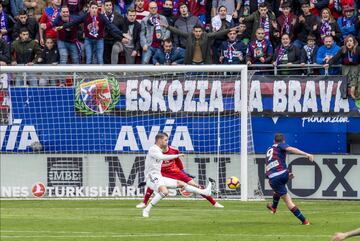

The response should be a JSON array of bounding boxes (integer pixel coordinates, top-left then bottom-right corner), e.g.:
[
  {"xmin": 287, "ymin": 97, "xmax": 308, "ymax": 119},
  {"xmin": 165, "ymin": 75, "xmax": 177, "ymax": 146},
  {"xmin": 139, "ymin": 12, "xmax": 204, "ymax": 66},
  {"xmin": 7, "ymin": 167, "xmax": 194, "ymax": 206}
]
[{"xmin": 75, "ymin": 76, "xmax": 120, "ymax": 114}]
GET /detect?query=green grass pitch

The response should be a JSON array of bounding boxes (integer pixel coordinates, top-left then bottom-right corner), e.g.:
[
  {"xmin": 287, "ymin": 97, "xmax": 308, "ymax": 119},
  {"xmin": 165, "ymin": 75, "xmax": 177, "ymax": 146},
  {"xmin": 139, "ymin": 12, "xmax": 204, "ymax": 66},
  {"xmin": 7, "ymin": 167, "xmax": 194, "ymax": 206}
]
[{"xmin": 1, "ymin": 199, "xmax": 359, "ymax": 241}]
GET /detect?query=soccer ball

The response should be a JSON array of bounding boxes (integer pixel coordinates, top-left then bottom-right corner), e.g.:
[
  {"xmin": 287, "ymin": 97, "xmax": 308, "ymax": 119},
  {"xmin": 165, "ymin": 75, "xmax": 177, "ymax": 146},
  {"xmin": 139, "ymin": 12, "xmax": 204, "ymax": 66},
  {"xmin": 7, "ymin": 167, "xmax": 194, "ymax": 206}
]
[{"xmin": 226, "ymin": 176, "xmax": 240, "ymax": 189}]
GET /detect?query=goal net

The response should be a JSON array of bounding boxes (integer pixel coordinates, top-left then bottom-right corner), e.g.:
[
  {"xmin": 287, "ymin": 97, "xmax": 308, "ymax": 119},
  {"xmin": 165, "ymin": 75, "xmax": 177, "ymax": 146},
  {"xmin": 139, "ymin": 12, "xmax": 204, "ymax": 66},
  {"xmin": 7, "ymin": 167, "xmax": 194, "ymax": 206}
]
[{"xmin": 0, "ymin": 65, "xmax": 263, "ymax": 201}]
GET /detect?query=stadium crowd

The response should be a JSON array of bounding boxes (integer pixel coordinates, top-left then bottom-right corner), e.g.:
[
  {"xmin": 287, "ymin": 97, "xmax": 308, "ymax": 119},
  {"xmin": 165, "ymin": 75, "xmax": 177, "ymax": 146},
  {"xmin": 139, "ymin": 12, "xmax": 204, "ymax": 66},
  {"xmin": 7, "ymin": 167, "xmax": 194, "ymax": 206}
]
[{"xmin": 0, "ymin": 0, "xmax": 359, "ymax": 97}]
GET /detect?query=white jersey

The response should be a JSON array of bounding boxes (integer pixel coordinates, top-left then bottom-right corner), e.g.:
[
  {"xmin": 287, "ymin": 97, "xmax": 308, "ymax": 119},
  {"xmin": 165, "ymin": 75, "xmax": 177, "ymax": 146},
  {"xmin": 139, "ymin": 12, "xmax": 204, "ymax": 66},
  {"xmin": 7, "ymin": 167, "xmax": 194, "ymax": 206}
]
[{"xmin": 144, "ymin": 145, "xmax": 180, "ymax": 179}]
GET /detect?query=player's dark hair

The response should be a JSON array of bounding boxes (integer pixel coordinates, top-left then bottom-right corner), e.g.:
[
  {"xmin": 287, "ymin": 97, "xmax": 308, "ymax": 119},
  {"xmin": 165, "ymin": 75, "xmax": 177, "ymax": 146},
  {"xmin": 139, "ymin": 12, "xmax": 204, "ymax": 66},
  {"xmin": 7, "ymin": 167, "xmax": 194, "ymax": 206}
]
[
  {"xmin": 155, "ymin": 133, "xmax": 168, "ymax": 142},
  {"xmin": 274, "ymin": 133, "xmax": 285, "ymax": 143}
]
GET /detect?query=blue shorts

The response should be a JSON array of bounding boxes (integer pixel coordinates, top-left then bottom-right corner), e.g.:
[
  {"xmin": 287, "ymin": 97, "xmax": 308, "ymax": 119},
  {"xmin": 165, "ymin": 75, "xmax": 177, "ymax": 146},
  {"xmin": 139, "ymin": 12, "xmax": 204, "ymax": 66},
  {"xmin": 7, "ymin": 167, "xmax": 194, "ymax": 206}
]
[{"xmin": 268, "ymin": 172, "xmax": 289, "ymax": 196}]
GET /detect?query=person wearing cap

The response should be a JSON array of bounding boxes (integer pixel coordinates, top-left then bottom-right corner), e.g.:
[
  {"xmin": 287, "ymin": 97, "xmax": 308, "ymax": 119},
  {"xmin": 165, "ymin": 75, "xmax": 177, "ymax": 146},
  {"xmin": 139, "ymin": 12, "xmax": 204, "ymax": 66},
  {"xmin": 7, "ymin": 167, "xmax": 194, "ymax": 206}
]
[
  {"xmin": 337, "ymin": 5, "xmax": 357, "ymax": 42},
  {"xmin": 300, "ymin": 34, "xmax": 318, "ymax": 75}
]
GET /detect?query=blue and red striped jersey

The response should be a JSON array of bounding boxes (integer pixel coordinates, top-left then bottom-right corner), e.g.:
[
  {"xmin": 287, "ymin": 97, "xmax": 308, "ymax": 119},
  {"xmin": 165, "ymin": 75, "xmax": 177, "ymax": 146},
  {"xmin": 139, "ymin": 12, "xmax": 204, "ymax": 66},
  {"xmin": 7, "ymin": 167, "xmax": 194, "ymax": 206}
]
[{"xmin": 265, "ymin": 143, "xmax": 289, "ymax": 178}]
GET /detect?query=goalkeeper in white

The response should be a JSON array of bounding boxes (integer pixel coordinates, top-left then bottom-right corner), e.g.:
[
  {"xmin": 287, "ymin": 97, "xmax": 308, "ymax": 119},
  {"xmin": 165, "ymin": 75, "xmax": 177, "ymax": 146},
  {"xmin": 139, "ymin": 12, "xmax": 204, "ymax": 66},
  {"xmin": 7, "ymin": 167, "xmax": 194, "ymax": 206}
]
[{"xmin": 142, "ymin": 133, "xmax": 212, "ymax": 218}]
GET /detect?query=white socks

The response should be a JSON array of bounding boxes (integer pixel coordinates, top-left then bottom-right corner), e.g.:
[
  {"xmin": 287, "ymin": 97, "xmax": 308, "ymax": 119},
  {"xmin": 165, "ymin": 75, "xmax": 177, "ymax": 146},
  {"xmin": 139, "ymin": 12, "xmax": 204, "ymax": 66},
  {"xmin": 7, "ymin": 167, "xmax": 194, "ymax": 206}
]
[{"xmin": 144, "ymin": 192, "xmax": 165, "ymax": 212}]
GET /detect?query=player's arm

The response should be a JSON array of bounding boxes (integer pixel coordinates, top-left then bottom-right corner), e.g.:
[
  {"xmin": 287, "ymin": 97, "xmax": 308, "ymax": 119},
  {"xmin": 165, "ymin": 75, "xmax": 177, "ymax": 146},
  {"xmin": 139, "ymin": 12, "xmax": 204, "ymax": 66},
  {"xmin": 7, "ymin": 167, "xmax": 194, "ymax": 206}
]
[
  {"xmin": 332, "ymin": 228, "xmax": 360, "ymax": 241},
  {"xmin": 285, "ymin": 146, "xmax": 314, "ymax": 161},
  {"xmin": 150, "ymin": 147, "xmax": 184, "ymax": 161}
]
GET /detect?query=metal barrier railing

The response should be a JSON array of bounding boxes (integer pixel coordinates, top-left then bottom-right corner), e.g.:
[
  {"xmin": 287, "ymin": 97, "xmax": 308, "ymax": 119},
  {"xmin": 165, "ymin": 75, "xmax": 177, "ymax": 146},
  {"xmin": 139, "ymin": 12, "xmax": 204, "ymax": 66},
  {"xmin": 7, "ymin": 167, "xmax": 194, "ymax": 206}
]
[{"xmin": 247, "ymin": 63, "xmax": 342, "ymax": 76}]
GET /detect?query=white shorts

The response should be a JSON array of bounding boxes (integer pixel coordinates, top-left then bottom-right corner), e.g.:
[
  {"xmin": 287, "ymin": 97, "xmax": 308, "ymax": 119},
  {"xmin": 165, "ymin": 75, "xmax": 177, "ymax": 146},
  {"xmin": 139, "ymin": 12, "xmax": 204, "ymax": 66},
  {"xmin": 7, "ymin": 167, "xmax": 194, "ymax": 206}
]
[{"xmin": 147, "ymin": 173, "xmax": 178, "ymax": 192}]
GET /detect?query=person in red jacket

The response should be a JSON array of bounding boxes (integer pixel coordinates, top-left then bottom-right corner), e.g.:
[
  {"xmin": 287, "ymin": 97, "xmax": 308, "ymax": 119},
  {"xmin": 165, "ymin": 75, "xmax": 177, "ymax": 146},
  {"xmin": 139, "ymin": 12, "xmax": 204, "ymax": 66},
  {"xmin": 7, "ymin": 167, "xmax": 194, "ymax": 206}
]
[{"xmin": 39, "ymin": 0, "xmax": 61, "ymax": 46}]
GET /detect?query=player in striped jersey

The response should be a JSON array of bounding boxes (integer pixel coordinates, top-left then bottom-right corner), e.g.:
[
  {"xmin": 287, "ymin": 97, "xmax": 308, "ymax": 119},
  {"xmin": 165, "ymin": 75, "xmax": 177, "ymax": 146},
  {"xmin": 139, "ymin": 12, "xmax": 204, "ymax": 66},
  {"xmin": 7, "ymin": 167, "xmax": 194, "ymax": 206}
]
[{"xmin": 265, "ymin": 133, "xmax": 314, "ymax": 225}]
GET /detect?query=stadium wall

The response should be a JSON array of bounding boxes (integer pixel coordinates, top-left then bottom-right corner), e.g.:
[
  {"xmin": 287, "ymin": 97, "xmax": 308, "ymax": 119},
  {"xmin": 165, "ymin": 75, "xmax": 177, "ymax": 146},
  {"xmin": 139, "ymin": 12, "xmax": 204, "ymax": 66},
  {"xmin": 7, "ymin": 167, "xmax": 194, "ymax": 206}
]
[{"xmin": 1, "ymin": 154, "xmax": 359, "ymax": 200}]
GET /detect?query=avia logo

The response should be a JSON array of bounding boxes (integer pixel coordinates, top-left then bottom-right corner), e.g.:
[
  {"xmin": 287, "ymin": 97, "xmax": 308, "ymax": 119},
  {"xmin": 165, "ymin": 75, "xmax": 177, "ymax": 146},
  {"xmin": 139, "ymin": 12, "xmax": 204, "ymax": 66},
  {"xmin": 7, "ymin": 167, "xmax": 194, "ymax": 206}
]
[
  {"xmin": 75, "ymin": 75, "xmax": 120, "ymax": 114},
  {"xmin": 114, "ymin": 119, "xmax": 194, "ymax": 151},
  {"xmin": 31, "ymin": 182, "xmax": 46, "ymax": 198},
  {"xmin": 0, "ymin": 119, "xmax": 40, "ymax": 151}
]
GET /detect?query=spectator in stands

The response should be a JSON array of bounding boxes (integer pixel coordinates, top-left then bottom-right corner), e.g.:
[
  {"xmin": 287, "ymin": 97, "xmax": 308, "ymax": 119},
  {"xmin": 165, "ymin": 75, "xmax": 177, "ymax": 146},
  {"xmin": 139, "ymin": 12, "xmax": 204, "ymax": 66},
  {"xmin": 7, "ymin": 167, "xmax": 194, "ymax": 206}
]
[
  {"xmin": 39, "ymin": 0, "xmax": 61, "ymax": 47},
  {"xmin": 329, "ymin": 0, "xmax": 355, "ymax": 19},
  {"xmin": 309, "ymin": 0, "xmax": 329, "ymax": 16},
  {"xmin": 61, "ymin": 0, "xmax": 86, "ymax": 15},
  {"xmin": 273, "ymin": 33, "xmax": 301, "ymax": 74},
  {"xmin": 174, "ymin": 3, "xmax": 202, "ymax": 49},
  {"xmin": 12, "ymin": 9, "xmax": 38, "ymax": 41},
  {"xmin": 0, "ymin": 32, "xmax": 10, "ymax": 65},
  {"xmin": 337, "ymin": 5, "xmax": 357, "ymax": 42},
  {"xmin": 357, "ymin": 14, "xmax": 360, "ymax": 42},
  {"xmin": 220, "ymin": 29, "xmax": 246, "ymax": 64},
  {"xmin": 294, "ymin": 0, "xmax": 319, "ymax": 49},
  {"xmin": 23, "ymin": 0, "xmax": 47, "ymax": 21},
  {"xmin": 317, "ymin": 8, "xmax": 342, "ymax": 44},
  {"xmin": 276, "ymin": 2, "xmax": 297, "ymax": 41},
  {"xmin": 52, "ymin": 5, "xmax": 79, "ymax": 65},
  {"xmin": 60, "ymin": 0, "xmax": 124, "ymax": 64},
  {"xmin": 236, "ymin": 22, "xmax": 250, "ymax": 46},
  {"xmin": 11, "ymin": 28, "xmax": 41, "ymax": 86},
  {"xmin": 103, "ymin": 0, "xmax": 126, "ymax": 64},
  {"xmin": 300, "ymin": 34, "xmax": 319, "ymax": 74},
  {"xmin": 240, "ymin": 3, "xmax": 278, "ymax": 45},
  {"xmin": 134, "ymin": 0, "xmax": 149, "ymax": 23},
  {"xmin": 113, "ymin": 0, "xmax": 128, "ymax": 17},
  {"xmin": 140, "ymin": 1, "xmax": 169, "ymax": 64},
  {"xmin": 143, "ymin": 0, "xmax": 165, "ymax": 13},
  {"xmin": 0, "ymin": 2, "xmax": 12, "ymax": 44},
  {"xmin": 152, "ymin": 38, "xmax": 185, "ymax": 65},
  {"xmin": 10, "ymin": 0, "xmax": 23, "ymax": 19},
  {"xmin": 37, "ymin": 38, "xmax": 59, "ymax": 86},
  {"xmin": 185, "ymin": 0, "xmax": 207, "ymax": 25},
  {"xmin": 111, "ymin": 8, "xmax": 141, "ymax": 64},
  {"xmin": 325, "ymin": 35, "xmax": 360, "ymax": 99},
  {"xmin": 38, "ymin": 38, "xmax": 59, "ymax": 65},
  {"xmin": 161, "ymin": 0, "xmax": 176, "ymax": 27},
  {"xmin": 164, "ymin": 23, "xmax": 239, "ymax": 64},
  {"xmin": 211, "ymin": 0, "xmax": 240, "ymax": 20},
  {"xmin": 240, "ymin": 0, "xmax": 269, "ymax": 17},
  {"xmin": 316, "ymin": 35, "xmax": 341, "ymax": 75},
  {"xmin": 246, "ymin": 27, "xmax": 273, "ymax": 65},
  {"xmin": 211, "ymin": 5, "xmax": 234, "ymax": 64}
]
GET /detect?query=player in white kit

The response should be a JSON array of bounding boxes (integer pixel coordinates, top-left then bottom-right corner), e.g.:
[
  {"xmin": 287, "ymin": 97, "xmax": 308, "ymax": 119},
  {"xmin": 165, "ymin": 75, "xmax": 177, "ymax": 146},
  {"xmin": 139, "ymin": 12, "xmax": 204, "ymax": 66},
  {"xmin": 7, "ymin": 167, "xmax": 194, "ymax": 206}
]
[{"xmin": 142, "ymin": 133, "xmax": 212, "ymax": 217}]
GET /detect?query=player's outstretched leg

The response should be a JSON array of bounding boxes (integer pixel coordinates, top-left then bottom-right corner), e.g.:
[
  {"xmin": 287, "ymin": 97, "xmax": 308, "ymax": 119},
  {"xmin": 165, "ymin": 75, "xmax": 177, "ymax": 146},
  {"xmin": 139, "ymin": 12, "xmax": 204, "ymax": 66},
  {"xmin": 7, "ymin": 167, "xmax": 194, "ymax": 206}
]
[
  {"xmin": 188, "ymin": 179, "xmax": 223, "ymax": 208},
  {"xmin": 282, "ymin": 194, "xmax": 310, "ymax": 225},
  {"xmin": 180, "ymin": 181, "xmax": 212, "ymax": 196},
  {"xmin": 267, "ymin": 192, "xmax": 280, "ymax": 214},
  {"xmin": 143, "ymin": 187, "xmax": 168, "ymax": 218},
  {"xmin": 136, "ymin": 187, "xmax": 154, "ymax": 208}
]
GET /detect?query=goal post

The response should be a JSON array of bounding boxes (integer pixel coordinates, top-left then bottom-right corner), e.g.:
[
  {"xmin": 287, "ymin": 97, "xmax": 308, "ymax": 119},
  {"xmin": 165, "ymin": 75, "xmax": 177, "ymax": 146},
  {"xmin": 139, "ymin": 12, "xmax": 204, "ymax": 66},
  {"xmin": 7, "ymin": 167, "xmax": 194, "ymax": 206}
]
[{"xmin": 0, "ymin": 65, "xmax": 262, "ymax": 201}]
